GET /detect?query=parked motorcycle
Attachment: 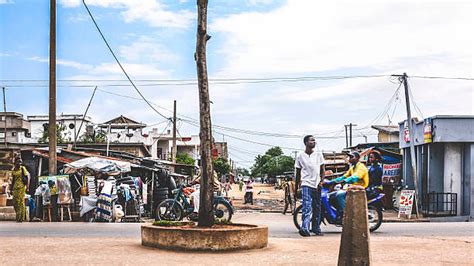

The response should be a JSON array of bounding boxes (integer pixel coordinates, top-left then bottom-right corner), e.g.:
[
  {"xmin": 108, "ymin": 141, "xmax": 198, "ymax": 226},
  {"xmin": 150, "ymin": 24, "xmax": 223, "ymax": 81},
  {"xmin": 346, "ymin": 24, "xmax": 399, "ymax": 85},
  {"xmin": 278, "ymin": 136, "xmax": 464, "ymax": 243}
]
[
  {"xmin": 293, "ymin": 183, "xmax": 384, "ymax": 232},
  {"xmin": 156, "ymin": 186, "xmax": 233, "ymax": 222},
  {"xmin": 390, "ymin": 179, "xmax": 408, "ymax": 212}
]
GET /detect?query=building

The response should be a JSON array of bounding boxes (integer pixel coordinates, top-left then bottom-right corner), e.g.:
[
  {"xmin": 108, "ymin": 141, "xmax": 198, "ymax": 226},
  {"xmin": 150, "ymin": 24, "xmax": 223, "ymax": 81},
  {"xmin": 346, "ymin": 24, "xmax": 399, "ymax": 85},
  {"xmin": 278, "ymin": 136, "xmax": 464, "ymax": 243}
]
[
  {"xmin": 399, "ymin": 115, "xmax": 474, "ymax": 218},
  {"xmin": 27, "ymin": 114, "xmax": 93, "ymax": 143},
  {"xmin": 98, "ymin": 115, "xmax": 147, "ymax": 143},
  {"xmin": 371, "ymin": 125, "xmax": 400, "ymax": 143},
  {"xmin": 214, "ymin": 142, "xmax": 228, "ymax": 160},
  {"xmin": 0, "ymin": 112, "xmax": 31, "ymax": 143}
]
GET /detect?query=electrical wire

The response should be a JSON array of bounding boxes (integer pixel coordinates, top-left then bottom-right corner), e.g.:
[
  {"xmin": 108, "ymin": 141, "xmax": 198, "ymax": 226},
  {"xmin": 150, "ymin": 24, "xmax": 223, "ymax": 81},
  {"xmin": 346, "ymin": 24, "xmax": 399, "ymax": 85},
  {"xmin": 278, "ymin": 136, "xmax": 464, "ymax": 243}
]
[{"xmin": 81, "ymin": 0, "xmax": 169, "ymax": 121}]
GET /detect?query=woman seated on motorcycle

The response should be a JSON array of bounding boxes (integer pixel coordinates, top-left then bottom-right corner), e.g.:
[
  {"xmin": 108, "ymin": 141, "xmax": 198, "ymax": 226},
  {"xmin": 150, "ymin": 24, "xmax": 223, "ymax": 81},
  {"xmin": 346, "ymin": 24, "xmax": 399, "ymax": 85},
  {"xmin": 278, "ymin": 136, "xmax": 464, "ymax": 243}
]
[
  {"xmin": 188, "ymin": 168, "xmax": 220, "ymax": 215},
  {"xmin": 367, "ymin": 150, "xmax": 383, "ymax": 193},
  {"xmin": 324, "ymin": 151, "xmax": 369, "ymax": 220}
]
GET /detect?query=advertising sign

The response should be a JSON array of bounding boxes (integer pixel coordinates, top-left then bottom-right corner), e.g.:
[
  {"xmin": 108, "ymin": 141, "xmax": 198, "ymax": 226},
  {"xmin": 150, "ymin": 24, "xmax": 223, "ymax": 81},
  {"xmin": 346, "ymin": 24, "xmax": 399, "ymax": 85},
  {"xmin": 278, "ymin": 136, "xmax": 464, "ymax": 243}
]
[
  {"xmin": 423, "ymin": 118, "xmax": 432, "ymax": 143},
  {"xmin": 398, "ymin": 190, "xmax": 415, "ymax": 219},
  {"xmin": 382, "ymin": 163, "xmax": 401, "ymax": 185}
]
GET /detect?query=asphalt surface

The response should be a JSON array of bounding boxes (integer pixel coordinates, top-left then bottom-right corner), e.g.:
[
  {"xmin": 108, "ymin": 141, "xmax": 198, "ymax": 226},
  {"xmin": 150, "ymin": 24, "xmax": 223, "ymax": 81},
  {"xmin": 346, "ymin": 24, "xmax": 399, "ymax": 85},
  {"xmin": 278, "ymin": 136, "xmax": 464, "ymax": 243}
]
[{"xmin": 1, "ymin": 212, "xmax": 472, "ymax": 239}]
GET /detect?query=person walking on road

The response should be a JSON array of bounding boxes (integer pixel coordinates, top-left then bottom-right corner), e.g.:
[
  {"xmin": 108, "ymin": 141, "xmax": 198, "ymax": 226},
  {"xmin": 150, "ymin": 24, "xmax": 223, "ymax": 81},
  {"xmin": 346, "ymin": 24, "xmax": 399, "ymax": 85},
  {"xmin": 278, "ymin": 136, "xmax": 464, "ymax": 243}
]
[
  {"xmin": 295, "ymin": 135, "xmax": 325, "ymax": 237},
  {"xmin": 10, "ymin": 156, "xmax": 30, "ymax": 222},
  {"xmin": 244, "ymin": 178, "xmax": 254, "ymax": 204}
]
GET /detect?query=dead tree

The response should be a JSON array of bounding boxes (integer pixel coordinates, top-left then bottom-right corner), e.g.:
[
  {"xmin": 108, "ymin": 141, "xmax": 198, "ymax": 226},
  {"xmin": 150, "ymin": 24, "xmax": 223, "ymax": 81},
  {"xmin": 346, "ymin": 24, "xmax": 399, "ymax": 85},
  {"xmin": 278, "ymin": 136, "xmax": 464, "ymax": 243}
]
[{"xmin": 196, "ymin": 0, "xmax": 214, "ymax": 227}]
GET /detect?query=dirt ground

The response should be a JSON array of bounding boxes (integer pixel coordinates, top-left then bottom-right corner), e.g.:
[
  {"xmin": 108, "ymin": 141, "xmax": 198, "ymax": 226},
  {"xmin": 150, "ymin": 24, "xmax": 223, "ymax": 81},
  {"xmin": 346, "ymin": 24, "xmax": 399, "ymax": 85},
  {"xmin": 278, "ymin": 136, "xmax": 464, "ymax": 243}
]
[
  {"xmin": 1, "ymin": 234, "xmax": 472, "ymax": 265},
  {"xmin": 227, "ymin": 183, "xmax": 287, "ymax": 212}
]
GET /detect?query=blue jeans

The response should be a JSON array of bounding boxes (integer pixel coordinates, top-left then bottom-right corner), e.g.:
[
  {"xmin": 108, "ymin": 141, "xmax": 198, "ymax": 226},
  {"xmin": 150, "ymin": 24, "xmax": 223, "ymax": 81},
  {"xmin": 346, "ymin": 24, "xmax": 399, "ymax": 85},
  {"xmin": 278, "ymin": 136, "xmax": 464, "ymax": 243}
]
[
  {"xmin": 301, "ymin": 186, "xmax": 322, "ymax": 233},
  {"xmin": 335, "ymin": 190, "xmax": 347, "ymax": 214}
]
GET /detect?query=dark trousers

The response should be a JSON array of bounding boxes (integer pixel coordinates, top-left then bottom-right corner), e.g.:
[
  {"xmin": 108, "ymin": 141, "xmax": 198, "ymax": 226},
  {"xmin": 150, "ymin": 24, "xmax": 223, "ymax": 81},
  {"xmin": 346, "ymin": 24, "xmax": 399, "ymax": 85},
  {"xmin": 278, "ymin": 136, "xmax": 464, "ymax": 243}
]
[{"xmin": 244, "ymin": 191, "xmax": 253, "ymax": 204}]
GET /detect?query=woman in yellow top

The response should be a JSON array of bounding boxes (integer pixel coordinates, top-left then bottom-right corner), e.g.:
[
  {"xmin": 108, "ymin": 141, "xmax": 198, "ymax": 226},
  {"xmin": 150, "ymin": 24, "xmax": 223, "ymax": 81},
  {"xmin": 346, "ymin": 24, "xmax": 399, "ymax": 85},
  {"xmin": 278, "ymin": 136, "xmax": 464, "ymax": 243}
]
[{"xmin": 11, "ymin": 157, "xmax": 29, "ymax": 222}]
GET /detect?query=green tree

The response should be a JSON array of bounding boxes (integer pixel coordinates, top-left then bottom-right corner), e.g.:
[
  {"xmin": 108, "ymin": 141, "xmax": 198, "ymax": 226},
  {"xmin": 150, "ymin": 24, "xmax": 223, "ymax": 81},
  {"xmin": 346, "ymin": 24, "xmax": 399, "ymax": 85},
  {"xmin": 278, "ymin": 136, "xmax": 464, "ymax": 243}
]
[
  {"xmin": 78, "ymin": 128, "xmax": 107, "ymax": 143},
  {"xmin": 39, "ymin": 124, "xmax": 67, "ymax": 144},
  {"xmin": 176, "ymin": 152, "xmax": 195, "ymax": 166},
  {"xmin": 213, "ymin": 157, "xmax": 231, "ymax": 177},
  {"xmin": 265, "ymin": 146, "xmax": 283, "ymax": 157},
  {"xmin": 236, "ymin": 167, "xmax": 250, "ymax": 176},
  {"xmin": 250, "ymin": 146, "xmax": 294, "ymax": 179}
]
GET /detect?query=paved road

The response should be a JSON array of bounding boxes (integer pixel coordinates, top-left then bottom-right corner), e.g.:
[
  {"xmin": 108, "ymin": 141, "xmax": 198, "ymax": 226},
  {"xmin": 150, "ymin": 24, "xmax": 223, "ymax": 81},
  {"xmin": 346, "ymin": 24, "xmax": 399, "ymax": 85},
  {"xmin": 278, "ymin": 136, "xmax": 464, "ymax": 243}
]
[{"xmin": 1, "ymin": 212, "xmax": 472, "ymax": 239}]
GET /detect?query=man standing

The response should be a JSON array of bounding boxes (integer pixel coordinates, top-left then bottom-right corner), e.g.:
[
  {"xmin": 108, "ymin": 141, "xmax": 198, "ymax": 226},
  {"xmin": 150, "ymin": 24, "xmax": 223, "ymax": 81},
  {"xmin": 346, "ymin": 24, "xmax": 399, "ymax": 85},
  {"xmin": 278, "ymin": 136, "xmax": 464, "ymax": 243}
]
[{"xmin": 295, "ymin": 135, "xmax": 325, "ymax": 236}]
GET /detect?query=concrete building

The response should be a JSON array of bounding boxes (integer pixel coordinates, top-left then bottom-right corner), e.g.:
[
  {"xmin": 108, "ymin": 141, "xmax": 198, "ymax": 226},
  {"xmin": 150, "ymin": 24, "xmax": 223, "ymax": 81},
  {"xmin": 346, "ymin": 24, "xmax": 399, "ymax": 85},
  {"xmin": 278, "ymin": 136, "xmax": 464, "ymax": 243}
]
[
  {"xmin": 0, "ymin": 112, "xmax": 31, "ymax": 143},
  {"xmin": 399, "ymin": 115, "xmax": 474, "ymax": 218},
  {"xmin": 371, "ymin": 125, "xmax": 399, "ymax": 143},
  {"xmin": 27, "ymin": 114, "xmax": 93, "ymax": 143}
]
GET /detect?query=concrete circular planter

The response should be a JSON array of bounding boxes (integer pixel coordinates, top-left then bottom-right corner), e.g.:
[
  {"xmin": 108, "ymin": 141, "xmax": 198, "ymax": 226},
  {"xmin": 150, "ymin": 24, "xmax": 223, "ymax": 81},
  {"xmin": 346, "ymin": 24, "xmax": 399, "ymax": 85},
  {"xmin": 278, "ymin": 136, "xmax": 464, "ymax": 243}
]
[{"xmin": 141, "ymin": 223, "xmax": 268, "ymax": 251}]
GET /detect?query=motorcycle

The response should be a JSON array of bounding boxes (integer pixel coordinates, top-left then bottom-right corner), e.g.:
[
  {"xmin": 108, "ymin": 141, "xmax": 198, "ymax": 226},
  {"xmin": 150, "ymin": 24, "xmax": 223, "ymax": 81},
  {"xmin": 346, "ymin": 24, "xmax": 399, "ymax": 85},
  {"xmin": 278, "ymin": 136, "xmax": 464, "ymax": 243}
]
[
  {"xmin": 390, "ymin": 179, "xmax": 408, "ymax": 212},
  {"xmin": 156, "ymin": 186, "xmax": 234, "ymax": 222},
  {"xmin": 293, "ymin": 182, "xmax": 384, "ymax": 232}
]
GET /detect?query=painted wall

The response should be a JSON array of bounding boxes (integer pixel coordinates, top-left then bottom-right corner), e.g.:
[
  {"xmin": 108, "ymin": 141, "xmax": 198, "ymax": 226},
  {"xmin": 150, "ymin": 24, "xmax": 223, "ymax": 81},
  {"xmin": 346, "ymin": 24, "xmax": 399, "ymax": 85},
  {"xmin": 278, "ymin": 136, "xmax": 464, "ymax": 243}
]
[{"xmin": 444, "ymin": 143, "xmax": 463, "ymax": 215}]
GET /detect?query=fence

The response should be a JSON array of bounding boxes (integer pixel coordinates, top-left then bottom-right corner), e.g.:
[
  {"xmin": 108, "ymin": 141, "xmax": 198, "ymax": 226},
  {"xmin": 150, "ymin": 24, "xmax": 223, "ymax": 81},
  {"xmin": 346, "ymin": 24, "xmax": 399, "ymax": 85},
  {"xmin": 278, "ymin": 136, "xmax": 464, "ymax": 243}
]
[{"xmin": 422, "ymin": 192, "xmax": 457, "ymax": 217}]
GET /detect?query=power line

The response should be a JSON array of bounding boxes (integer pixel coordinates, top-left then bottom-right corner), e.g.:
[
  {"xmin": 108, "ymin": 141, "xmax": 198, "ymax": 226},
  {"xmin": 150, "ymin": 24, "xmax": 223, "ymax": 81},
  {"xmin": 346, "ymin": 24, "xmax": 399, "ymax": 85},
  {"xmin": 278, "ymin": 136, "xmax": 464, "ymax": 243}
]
[
  {"xmin": 3, "ymin": 74, "xmax": 473, "ymax": 84},
  {"xmin": 81, "ymin": 0, "xmax": 169, "ymax": 121}
]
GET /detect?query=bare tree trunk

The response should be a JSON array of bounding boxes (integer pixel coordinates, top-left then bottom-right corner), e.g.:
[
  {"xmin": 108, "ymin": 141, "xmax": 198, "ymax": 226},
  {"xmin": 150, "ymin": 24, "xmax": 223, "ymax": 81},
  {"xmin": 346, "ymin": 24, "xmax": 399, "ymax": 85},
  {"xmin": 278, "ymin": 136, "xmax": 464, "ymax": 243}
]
[{"xmin": 196, "ymin": 0, "xmax": 214, "ymax": 227}]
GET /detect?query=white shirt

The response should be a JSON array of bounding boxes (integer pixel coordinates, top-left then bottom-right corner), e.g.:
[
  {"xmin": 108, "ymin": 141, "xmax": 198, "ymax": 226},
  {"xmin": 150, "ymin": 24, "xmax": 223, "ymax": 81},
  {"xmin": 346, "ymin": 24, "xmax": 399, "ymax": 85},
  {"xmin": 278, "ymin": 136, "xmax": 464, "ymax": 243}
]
[{"xmin": 295, "ymin": 150, "xmax": 325, "ymax": 189}]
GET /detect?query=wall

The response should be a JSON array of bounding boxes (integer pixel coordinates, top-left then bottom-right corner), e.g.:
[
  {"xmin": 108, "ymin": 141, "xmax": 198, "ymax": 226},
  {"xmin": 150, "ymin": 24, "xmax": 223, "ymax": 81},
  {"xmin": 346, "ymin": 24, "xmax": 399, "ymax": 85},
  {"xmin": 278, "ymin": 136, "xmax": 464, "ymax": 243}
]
[
  {"xmin": 464, "ymin": 144, "xmax": 473, "ymax": 216},
  {"xmin": 428, "ymin": 143, "xmax": 444, "ymax": 193},
  {"xmin": 443, "ymin": 143, "xmax": 463, "ymax": 215}
]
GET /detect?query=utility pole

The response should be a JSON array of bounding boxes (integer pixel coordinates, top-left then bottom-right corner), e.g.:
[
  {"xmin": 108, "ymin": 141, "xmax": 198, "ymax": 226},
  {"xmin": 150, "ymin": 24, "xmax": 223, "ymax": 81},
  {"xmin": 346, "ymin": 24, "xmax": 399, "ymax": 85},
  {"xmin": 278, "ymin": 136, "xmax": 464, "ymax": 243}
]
[
  {"xmin": 344, "ymin": 125, "xmax": 349, "ymax": 148},
  {"xmin": 2, "ymin": 87, "xmax": 7, "ymax": 148},
  {"xmin": 172, "ymin": 100, "xmax": 177, "ymax": 164},
  {"xmin": 48, "ymin": 0, "xmax": 57, "ymax": 175},
  {"xmin": 196, "ymin": 0, "xmax": 214, "ymax": 227},
  {"xmin": 349, "ymin": 123, "xmax": 357, "ymax": 147},
  {"xmin": 292, "ymin": 151, "xmax": 298, "ymax": 160},
  {"xmin": 397, "ymin": 72, "xmax": 421, "ymax": 218}
]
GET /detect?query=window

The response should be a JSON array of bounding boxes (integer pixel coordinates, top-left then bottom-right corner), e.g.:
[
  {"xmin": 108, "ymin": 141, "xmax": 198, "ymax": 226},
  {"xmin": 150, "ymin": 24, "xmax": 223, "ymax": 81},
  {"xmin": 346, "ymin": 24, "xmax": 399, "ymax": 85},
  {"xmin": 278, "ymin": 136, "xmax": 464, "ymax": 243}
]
[
  {"xmin": 12, "ymin": 131, "xmax": 17, "ymax": 137},
  {"xmin": 0, "ymin": 132, "xmax": 5, "ymax": 138}
]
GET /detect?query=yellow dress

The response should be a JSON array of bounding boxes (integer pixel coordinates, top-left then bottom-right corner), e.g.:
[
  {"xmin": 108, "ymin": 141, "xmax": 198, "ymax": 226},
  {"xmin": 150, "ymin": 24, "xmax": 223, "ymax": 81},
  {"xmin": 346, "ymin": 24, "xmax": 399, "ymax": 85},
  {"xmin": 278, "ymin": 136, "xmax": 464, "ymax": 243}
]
[{"xmin": 11, "ymin": 166, "xmax": 28, "ymax": 222}]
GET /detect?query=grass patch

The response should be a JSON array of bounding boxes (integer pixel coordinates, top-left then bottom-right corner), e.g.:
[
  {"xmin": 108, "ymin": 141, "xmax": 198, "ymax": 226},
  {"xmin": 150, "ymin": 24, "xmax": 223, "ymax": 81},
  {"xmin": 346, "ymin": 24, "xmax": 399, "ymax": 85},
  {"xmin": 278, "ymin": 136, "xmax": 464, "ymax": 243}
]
[
  {"xmin": 214, "ymin": 219, "xmax": 233, "ymax": 225},
  {"xmin": 153, "ymin": 220, "xmax": 195, "ymax": 227}
]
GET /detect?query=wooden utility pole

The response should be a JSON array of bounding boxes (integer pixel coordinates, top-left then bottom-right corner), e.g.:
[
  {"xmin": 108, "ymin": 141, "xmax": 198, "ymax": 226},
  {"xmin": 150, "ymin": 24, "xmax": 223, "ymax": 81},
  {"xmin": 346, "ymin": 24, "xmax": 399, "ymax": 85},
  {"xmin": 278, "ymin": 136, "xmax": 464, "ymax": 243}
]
[
  {"xmin": 399, "ymin": 73, "xmax": 421, "ymax": 218},
  {"xmin": 48, "ymin": 0, "xmax": 57, "ymax": 175},
  {"xmin": 344, "ymin": 125, "xmax": 349, "ymax": 148},
  {"xmin": 2, "ymin": 87, "xmax": 7, "ymax": 147},
  {"xmin": 196, "ymin": 0, "xmax": 214, "ymax": 227},
  {"xmin": 172, "ymin": 100, "xmax": 177, "ymax": 164}
]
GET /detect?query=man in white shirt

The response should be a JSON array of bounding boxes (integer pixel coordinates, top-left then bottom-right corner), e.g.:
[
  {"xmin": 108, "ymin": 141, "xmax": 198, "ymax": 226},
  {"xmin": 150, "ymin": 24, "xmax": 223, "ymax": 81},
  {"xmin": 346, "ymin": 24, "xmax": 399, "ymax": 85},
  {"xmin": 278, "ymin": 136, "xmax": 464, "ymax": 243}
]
[{"xmin": 295, "ymin": 135, "xmax": 325, "ymax": 237}]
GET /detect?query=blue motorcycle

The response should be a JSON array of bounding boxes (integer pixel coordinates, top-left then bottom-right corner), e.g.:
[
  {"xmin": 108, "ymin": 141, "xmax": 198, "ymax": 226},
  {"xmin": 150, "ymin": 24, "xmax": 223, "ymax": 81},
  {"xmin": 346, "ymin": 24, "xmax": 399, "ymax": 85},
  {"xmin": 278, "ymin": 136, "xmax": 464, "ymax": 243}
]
[
  {"xmin": 293, "ymin": 184, "xmax": 384, "ymax": 232},
  {"xmin": 156, "ymin": 186, "xmax": 234, "ymax": 223}
]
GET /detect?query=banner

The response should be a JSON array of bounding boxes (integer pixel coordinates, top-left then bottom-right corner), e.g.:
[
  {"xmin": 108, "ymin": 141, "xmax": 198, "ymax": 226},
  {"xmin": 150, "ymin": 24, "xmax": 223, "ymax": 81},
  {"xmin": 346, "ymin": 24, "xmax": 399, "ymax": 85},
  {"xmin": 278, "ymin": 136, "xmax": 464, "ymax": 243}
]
[
  {"xmin": 398, "ymin": 190, "xmax": 415, "ymax": 219},
  {"xmin": 382, "ymin": 163, "xmax": 401, "ymax": 185}
]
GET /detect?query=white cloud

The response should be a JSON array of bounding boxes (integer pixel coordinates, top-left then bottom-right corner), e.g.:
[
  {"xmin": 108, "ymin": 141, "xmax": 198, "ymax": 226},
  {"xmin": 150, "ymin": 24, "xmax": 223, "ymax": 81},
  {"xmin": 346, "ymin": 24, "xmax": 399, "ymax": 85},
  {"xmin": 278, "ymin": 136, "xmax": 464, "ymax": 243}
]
[
  {"xmin": 247, "ymin": 0, "xmax": 274, "ymax": 5},
  {"xmin": 60, "ymin": 0, "xmax": 194, "ymax": 28},
  {"xmin": 119, "ymin": 36, "xmax": 179, "ymax": 64},
  {"xmin": 0, "ymin": 0, "xmax": 14, "ymax": 4},
  {"xmin": 211, "ymin": 0, "xmax": 472, "ymax": 76}
]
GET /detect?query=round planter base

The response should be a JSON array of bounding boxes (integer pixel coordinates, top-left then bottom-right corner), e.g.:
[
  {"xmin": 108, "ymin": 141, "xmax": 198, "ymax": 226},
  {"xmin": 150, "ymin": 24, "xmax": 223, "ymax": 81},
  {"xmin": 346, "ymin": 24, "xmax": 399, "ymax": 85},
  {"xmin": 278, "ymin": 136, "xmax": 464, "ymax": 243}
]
[{"xmin": 141, "ymin": 223, "xmax": 268, "ymax": 251}]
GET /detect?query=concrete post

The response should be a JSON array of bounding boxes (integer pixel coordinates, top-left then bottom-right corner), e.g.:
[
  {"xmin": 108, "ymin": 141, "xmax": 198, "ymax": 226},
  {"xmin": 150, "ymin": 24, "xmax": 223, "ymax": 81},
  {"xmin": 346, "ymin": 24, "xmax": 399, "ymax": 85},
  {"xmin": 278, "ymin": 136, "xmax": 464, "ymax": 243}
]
[{"xmin": 338, "ymin": 188, "xmax": 371, "ymax": 266}]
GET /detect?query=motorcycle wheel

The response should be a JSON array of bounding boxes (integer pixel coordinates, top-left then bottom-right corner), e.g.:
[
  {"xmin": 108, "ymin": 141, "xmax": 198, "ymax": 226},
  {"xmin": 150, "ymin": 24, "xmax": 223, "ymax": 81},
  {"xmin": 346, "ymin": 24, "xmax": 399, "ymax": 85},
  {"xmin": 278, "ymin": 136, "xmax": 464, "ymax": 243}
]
[
  {"xmin": 293, "ymin": 204, "xmax": 302, "ymax": 230},
  {"xmin": 368, "ymin": 205, "xmax": 383, "ymax": 232},
  {"xmin": 156, "ymin": 199, "xmax": 183, "ymax": 221},
  {"xmin": 213, "ymin": 201, "xmax": 232, "ymax": 223}
]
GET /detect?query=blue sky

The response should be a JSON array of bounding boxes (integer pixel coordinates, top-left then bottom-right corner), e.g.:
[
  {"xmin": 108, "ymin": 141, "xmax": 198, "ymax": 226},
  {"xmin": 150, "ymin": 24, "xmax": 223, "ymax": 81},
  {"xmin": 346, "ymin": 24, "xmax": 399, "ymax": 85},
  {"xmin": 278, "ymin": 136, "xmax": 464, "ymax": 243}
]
[{"xmin": 1, "ymin": 0, "xmax": 473, "ymax": 168}]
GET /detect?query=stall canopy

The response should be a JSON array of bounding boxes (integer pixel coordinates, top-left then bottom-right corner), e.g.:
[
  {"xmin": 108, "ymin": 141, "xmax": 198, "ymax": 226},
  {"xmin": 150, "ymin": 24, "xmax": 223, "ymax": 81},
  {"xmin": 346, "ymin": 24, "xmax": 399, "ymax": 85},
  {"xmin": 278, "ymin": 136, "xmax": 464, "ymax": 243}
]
[{"xmin": 64, "ymin": 157, "xmax": 133, "ymax": 174}]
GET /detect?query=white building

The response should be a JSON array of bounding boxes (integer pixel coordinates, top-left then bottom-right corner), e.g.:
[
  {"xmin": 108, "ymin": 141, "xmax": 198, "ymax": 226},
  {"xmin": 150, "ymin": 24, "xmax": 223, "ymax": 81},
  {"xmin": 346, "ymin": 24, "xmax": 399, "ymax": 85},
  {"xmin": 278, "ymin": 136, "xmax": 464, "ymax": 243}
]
[{"xmin": 27, "ymin": 114, "xmax": 93, "ymax": 143}]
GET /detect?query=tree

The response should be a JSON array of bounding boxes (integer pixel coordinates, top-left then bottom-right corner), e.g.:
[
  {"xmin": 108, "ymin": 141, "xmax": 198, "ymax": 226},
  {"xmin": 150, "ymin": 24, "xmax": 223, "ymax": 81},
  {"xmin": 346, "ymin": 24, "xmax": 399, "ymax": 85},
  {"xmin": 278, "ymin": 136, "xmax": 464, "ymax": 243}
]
[
  {"xmin": 196, "ymin": 0, "xmax": 214, "ymax": 227},
  {"xmin": 213, "ymin": 157, "xmax": 231, "ymax": 178},
  {"xmin": 39, "ymin": 123, "xmax": 67, "ymax": 144},
  {"xmin": 266, "ymin": 146, "xmax": 283, "ymax": 157},
  {"xmin": 78, "ymin": 128, "xmax": 107, "ymax": 143},
  {"xmin": 176, "ymin": 152, "xmax": 195, "ymax": 166},
  {"xmin": 236, "ymin": 167, "xmax": 250, "ymax": 176},
  {"xmin": 250, "ymin": 146, "xmax": 294, "ymax": 179}
]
